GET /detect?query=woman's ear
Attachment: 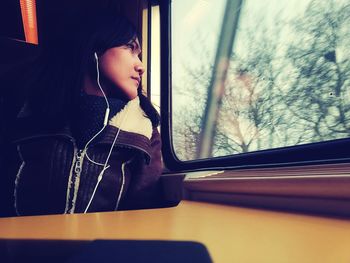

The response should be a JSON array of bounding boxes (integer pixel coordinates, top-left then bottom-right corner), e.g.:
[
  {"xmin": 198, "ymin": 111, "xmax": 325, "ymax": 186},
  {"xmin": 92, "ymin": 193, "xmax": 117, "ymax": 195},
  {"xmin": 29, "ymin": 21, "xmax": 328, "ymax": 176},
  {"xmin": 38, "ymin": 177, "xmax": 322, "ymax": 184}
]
[{"xmin": 86, "ymin": 52, "xmax": 98, "ymax": 80}]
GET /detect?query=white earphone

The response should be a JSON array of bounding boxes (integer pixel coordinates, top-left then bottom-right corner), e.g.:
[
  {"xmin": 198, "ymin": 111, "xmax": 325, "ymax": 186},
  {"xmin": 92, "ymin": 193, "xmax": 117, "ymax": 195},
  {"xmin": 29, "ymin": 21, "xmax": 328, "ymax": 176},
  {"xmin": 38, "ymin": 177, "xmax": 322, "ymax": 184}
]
[
  {"xmin": 82, "ymin": 52, "xmax": 129, "ymax": 213},
  {"xmin": 94, "ymin": 52, "xmax": 110, "ymax": 125}
]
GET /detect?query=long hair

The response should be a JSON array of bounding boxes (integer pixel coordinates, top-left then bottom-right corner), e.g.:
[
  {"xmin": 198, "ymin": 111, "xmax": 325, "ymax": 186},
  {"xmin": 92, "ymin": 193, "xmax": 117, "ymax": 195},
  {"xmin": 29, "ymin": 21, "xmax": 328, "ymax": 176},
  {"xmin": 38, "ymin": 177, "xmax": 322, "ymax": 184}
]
[{"xmin": 23, "ymin": 8, "xmax": 159, "ymax": 128}]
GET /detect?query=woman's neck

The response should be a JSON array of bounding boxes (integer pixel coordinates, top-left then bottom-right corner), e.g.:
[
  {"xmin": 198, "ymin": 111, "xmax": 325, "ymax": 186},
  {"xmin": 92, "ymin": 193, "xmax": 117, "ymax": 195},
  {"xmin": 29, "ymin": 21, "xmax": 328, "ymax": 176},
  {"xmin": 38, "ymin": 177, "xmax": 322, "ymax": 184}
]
[
  {"xmin": 83, "ymin": 74, "xmax": 130, "ymax": 101},
  {"xmin": 83, "ymin": 74, "xmax": 104, "ymax": 97}
]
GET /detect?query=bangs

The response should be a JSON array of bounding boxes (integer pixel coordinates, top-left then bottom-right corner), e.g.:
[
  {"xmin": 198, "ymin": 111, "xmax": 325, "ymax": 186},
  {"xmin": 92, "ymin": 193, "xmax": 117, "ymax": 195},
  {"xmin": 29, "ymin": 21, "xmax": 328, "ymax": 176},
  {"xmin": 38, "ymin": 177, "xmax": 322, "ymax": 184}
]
[{"xmin": 101, "ymin": 17, "xmax": 140, "ymax": 51}]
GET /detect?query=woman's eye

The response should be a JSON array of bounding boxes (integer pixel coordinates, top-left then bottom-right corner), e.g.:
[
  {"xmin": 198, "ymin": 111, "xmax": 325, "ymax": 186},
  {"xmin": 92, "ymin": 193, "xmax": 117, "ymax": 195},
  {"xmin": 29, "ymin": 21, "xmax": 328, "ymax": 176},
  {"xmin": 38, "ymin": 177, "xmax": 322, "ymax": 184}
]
[{"xmin": 126, "ymin": 43, "xmax": 135, "ymax": 50}]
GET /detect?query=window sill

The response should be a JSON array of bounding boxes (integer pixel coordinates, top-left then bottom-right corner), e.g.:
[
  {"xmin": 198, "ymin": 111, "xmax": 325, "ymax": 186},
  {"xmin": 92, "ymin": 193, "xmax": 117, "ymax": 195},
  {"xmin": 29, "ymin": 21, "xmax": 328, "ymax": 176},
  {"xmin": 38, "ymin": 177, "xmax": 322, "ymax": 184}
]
[{"xmin": 182, "ymin": 163, "xmax": 350, "ymax": 216}]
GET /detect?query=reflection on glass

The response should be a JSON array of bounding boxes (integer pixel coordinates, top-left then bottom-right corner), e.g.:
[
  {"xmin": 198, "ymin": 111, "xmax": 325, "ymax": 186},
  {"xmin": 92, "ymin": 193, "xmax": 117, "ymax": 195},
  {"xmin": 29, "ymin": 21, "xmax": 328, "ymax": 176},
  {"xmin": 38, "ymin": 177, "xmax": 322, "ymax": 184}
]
[{"xmin": 172, "ymin": 0, "xmax": 350, "ymax": 161}]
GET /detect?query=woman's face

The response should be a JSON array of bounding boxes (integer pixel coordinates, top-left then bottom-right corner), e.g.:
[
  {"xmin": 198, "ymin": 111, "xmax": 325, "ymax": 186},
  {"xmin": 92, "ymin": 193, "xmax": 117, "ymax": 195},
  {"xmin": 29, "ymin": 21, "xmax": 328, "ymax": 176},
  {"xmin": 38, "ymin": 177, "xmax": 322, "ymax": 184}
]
[{"xmin": 98, "ymin": 38, "xmax": 144, "ymax": 100}]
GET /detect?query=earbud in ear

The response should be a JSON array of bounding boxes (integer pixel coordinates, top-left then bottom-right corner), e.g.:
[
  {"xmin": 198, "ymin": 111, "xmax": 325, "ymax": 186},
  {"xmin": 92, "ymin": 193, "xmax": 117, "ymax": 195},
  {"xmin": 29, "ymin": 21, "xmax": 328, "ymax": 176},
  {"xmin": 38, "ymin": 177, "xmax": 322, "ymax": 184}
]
[{"xmin": 94, "ymin": 52, "xmax": 98, "ymax": 61}]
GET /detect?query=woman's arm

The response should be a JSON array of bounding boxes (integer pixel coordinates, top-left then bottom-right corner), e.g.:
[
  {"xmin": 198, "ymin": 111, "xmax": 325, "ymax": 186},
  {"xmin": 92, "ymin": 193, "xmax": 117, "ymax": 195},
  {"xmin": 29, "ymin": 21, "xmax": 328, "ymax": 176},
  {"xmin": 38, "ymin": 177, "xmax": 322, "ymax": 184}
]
[{"xmin": 119, "ymin": 128, "xmax": 165, "ymax": 210}]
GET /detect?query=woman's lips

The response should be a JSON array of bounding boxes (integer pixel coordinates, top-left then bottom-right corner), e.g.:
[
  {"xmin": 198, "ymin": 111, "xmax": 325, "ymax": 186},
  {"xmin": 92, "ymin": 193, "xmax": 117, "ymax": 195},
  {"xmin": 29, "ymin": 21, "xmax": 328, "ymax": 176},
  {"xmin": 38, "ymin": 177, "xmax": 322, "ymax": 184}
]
[{"xmin": 131, "ymin": 77, "xmax": 140, "ymax": 85}]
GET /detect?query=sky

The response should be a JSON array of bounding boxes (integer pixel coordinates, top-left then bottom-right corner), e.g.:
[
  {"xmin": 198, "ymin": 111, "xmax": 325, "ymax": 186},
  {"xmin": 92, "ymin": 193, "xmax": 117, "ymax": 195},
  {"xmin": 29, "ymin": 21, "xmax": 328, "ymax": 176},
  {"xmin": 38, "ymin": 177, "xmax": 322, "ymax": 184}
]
[{"xmin": 171, "ymin": 0, "xmax": 315, "ymax": 98}]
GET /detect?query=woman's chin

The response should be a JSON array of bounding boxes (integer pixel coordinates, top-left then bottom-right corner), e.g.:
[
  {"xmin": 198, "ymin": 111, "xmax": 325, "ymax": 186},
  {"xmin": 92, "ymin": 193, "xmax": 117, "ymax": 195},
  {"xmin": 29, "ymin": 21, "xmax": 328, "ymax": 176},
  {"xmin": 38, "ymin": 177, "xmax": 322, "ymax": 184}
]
[{"xmin": 124, "ymin": 88, "xmax": 139, "ymax": 100}]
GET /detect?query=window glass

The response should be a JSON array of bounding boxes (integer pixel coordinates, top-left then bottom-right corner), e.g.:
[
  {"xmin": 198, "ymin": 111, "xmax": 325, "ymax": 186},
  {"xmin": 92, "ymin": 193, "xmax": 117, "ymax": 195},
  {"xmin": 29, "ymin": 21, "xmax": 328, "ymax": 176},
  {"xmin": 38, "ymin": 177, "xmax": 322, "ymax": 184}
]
[{"xmin": 172, "ymin": 0, "xmax": 350, "ymax": 161}]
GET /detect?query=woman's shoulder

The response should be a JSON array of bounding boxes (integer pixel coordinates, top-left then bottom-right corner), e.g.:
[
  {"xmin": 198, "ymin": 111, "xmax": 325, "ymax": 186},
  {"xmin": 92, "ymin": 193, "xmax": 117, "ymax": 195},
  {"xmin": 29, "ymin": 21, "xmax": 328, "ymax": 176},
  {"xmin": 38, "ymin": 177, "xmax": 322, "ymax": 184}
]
[
  {"xmin": 109, "ymin": 96, "xmax": 153, "ymax": 140},
  {"xmin": 8, "ymin": 104, "xmax": 71, "ymax": 144}
]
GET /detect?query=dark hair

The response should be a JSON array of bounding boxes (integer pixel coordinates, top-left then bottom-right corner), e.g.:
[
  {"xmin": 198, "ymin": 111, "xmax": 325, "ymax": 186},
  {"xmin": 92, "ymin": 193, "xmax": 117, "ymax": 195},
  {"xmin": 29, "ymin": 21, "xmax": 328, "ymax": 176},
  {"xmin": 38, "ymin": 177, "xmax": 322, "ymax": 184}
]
[{"xmin": 23, "ymin": 8, "xmax": 159, "ymax": 128}]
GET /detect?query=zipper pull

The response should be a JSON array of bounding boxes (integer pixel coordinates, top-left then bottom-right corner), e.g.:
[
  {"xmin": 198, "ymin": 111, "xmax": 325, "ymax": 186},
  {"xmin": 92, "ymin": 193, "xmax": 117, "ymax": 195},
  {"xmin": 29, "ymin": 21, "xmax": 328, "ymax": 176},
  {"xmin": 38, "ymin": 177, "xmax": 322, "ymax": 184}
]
[{"xmin": 74, "ymin": 149, "xmax": 83, "ymax": 174}]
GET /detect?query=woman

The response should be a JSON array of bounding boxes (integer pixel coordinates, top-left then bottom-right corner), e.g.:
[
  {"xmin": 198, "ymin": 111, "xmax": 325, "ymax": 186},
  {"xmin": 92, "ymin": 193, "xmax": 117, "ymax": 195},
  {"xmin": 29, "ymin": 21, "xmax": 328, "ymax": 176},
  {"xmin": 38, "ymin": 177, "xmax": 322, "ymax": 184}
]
[{"xmin": 2, "ymin": 9, "xmax": 163, "ymax": 216}]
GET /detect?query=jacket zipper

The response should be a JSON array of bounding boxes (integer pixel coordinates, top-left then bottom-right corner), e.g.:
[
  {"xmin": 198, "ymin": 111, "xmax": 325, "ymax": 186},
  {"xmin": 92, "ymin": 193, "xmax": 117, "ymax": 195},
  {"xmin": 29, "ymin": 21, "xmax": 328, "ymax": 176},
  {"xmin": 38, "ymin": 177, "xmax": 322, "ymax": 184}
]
[
  {"xmin": 65, "ymin": 139, "xmax": 85, "ymax": 214},
  {"xmin": 69, "ymin": 149, "xmax": 85, "ymax": 213}
]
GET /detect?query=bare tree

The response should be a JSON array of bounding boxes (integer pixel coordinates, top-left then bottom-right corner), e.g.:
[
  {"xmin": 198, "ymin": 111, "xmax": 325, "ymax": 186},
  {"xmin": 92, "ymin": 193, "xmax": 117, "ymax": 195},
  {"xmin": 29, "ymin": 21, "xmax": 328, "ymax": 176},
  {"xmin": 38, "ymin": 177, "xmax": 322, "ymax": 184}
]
[
  {"xmin": 173, "ymin": 13, "xmax": 287, "ymax": 159},
  {"xmin": 284, "ymin": 0, "xmax": 350, "ymax": 141}
]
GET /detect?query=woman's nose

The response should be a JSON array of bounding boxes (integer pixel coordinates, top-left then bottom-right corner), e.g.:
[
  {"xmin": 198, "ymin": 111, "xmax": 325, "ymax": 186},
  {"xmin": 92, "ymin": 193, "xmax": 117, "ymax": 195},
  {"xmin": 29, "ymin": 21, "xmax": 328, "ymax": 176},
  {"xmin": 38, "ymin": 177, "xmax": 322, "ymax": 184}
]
[{"xmin": 135, "ymin": 59, "xmax": 145, "ymax": 76}]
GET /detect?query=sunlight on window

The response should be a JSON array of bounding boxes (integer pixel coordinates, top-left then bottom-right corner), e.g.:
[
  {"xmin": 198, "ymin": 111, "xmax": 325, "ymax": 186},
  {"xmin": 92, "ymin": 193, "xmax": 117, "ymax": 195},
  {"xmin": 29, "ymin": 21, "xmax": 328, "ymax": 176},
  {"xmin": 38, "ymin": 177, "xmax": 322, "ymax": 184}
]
[{"xmin": 151, "ymin": 5, "xmax": 160, "ymax": 113}]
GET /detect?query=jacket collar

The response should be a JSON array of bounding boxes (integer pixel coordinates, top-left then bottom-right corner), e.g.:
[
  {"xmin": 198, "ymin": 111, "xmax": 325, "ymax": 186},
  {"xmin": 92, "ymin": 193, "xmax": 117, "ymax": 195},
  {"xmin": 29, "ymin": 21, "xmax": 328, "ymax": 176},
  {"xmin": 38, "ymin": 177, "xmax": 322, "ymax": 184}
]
[{"xmin": 11, "ymin": 97, "xmax": 153, "ymax": 163}]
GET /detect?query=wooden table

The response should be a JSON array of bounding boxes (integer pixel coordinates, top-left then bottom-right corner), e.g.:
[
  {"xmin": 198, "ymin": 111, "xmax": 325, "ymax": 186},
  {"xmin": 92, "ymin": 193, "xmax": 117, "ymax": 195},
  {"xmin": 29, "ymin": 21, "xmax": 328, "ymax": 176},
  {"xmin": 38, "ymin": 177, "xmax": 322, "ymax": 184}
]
[{"xmin": 1, "ymin": 201, "xmax": 350, "ymax": 263}]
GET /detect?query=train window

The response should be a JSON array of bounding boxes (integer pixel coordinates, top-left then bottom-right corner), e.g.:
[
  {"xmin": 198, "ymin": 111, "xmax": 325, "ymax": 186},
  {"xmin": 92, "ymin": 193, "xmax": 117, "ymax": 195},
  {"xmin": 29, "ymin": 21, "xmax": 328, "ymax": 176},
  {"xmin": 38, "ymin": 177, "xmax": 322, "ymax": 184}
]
[{"xmin": 171, "ymin": 0, "xmax": 350, "ymax": 162}]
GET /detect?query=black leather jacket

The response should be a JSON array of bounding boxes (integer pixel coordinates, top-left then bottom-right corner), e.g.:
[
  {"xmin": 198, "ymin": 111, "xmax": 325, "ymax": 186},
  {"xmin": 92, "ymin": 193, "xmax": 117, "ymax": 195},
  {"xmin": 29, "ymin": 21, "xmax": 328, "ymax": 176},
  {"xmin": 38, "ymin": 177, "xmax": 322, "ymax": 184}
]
[{"xmin": 3, "ymin": 98, "xmax": 163, "ymax": 216}]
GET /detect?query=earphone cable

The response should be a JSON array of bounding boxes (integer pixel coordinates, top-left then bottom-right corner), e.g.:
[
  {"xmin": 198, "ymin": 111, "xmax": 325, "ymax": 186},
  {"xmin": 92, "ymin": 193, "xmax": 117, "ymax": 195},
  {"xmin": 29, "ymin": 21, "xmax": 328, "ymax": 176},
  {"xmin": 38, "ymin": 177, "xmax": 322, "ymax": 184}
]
[{"xmin": 83, "ymin": 104, "xmax": 130, "ymax": 213}]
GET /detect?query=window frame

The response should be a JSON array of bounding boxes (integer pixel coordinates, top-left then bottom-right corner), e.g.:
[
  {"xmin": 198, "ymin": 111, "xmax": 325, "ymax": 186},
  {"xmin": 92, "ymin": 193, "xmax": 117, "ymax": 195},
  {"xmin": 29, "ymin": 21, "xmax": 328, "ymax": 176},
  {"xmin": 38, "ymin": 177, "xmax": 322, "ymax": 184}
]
[
  {"xmin": 154, "ymin": 0, "xmax": 350, "ymax": 216},
  {"xmin": 159, "ymin": 0, "xmax": 350, "ymax": 173}
]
